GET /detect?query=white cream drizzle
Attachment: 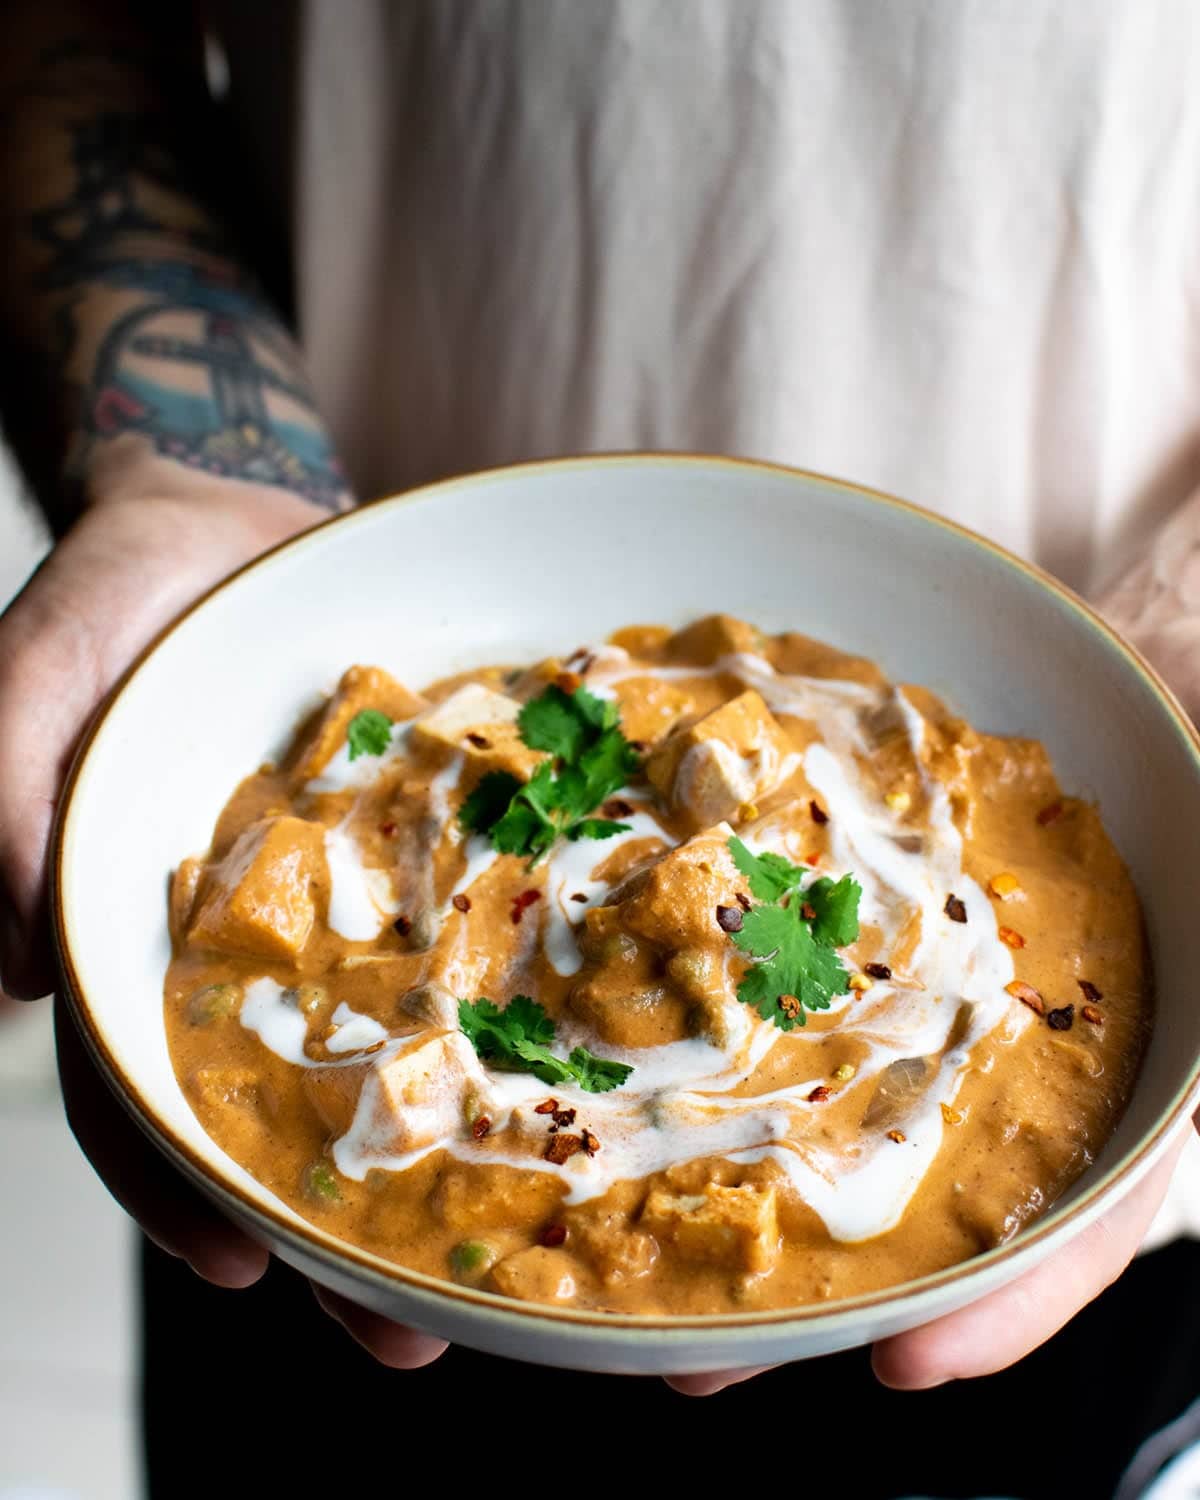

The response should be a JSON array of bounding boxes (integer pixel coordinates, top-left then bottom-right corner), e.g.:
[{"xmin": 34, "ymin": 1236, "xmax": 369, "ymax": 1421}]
[
  {"xmin": 240, "ymin": 979, "xmax": 398, "ymax": 1067},
  {"xmin": 324, "ymin": 823, "xmax": 397, "ymax": 941},
  {"xmin": 240, "ymin": 977, "xmax": 311, "ymax": 1064},
  {"xmin": 325, "ymin": 1001, "xmax": 389, "ymax": 1054},
  {"xmin": 254, "ymin": 646, "xmax": 1030, "ymax": 1244}
]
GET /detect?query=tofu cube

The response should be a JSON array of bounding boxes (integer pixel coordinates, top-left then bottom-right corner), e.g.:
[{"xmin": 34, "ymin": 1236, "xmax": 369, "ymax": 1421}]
[
  {"xmin": 641, "ymin": 1181, "xmax": 779, "ymax": 1272},
  {"xmin": 664, "ymin": 614, "xmax": 764, "ymax": 666},
  {"xmin": 290, "ymin": 665, "xmax": 427, "ymax": 783},
  {"xmin": 618, "ymin": 823, "xmax": 741, "ymax": 949},
  {"xmin": 188, "ymin": 816, "xmax": 323, "ymax": 962},
  {"xmin": 434, "ymin": 1164, "xmax": 563, "ymax": 1230},
  {"xmin": 304, "ymin": 1029, "xmax": 490, "ymax": 1152},
  {"xmin": 646, "ymin": 689, "xmax": 791, "ymax": 827},
  {"xmin": 410, "ymin": 683, "xmax": 543, "ymax": 784},
  {"xmin": 489, "ymin": 1246, "xmax": 578, "ymax": 1304}
]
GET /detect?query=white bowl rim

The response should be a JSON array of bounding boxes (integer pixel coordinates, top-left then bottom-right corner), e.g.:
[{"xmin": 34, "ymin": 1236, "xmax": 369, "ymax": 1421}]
[{"xmin": 51, "ymin": 450, "xmax": 1200, "ymax": 1337}]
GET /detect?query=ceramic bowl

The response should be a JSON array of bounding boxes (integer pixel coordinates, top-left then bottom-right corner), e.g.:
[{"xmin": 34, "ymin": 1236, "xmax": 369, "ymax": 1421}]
[{"xmin": 53, "ymin": 455, "xmax": 1200, "ymax": 1375}]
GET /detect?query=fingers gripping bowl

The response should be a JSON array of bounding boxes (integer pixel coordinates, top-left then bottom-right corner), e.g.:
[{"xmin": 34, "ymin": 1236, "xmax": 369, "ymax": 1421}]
[{"xmin": 54, "ymin": 456, "xmax": 1200, "ymax": 1374}]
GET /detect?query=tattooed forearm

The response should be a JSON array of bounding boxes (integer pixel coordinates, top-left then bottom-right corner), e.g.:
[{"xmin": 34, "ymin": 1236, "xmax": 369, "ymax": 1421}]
[
  {"xmin": 0, "ymin": 11, "xmax": 349, "ymax": 518},
  {"xmin": 37, "ymin": 116, "xmax": 348, "ymax": 512}
]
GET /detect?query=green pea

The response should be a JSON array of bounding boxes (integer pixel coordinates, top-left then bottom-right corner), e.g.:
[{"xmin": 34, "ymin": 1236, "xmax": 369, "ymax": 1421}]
[
  {"xmin": 302, "ymin": 1161, "xmax": 342, "ymax": 1204},
  {"xmin": 187, "ymin": 982, "xmax": 244, "ymax": 1025},
  {"xmin": 449, "ymin": 1239, "xmax": 498, "ymax": 1280}
]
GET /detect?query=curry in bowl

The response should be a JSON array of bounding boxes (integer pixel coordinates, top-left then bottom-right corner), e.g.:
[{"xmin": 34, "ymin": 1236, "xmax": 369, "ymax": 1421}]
[{"xmin": 164, "ymin": 614, "xmax": 1149, "ymax": 1314}]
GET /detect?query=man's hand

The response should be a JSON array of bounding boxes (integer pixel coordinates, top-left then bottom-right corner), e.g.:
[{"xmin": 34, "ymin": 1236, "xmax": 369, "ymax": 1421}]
[
  {"xmin": 0, "ymin": 481, "xmax": 449, "ymax": 1368},
  {"xmin": 0, "ymin": 483, "xmax": 322, "ymax": 999}
]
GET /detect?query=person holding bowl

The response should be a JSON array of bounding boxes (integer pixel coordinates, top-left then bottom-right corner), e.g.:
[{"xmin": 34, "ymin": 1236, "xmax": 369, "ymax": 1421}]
[{"xmin": 2, "ymin": 4, "xmax": 1199, "ymax": 1497}]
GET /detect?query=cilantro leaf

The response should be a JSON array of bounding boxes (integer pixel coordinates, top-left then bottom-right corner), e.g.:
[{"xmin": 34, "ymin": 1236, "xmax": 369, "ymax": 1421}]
[
  {"xmin": 566, "ymin": 1046, "xmax": 635, "ymax": 1092},
  {"xmin": 732, "ymin": 905, "xmax": 851, "ymax": 1029},
  {"xmin": 458, "ymin": 771, "xmax": 522, "ymax": 836},
  {"xmin": 571, "ymin": 685, "xmax": 620, "ymax": 733},
  {"xmin": 577, "ymin": 729, "xmax": 640, "ymax": 801},
  {"xmin": 490, "ymin": 802, "xmax": 556, "ymax": 861},
  {"xmin": 805, "ymin": 874, "xmax": 862, "ymax": 948},
  {"xmin": 346, "ymin": 708, "xmax": 392, "ymax": 760},
  {"xmin": 728, "ymin": 835, "xmax": 807, "ymax": 902},
  {"xmin": 517, "ymin": 687, "xmax": 585, "ymax": 762},
  {"xmin": 724, "ymin": 836, "xmax": 862, "ymax": 1031},
  {"xmin": 554, "ymin": 730, "xmax": 640, "ymax": 832},
  {"xmin": 457, "ymin": 995, "xmax": 634, "ymax": 1093},
  {"xmin": 462, "ymin": 681, "xmax": 641, "ymax": 866},
  {"xmin": 502, "ymin": 994, "xmax": 556, "ymax": 1047},
  {"xmin": 457, "ymin": 997, "xmax": 506, "ymax": 1051},
  {"xmin": 511, "ymin": 1036, "xmax": 576, "ymax": 1087},
  {"xmin": 568, "ymin": 818, "xmax": 631, "ymax": 841},
  {"xmin": 489, "ymin": 762, "xmax": 562, "ymax": 864}
]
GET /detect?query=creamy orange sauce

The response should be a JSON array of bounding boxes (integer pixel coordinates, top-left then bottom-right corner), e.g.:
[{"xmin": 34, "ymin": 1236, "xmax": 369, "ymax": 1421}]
[{"xmin": 164, "ymin": 615, "xmax": 1150, "ymax": 1313}]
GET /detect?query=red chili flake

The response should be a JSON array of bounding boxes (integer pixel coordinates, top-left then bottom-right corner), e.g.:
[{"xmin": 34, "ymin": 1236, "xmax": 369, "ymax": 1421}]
[
  {"xmin": 552, "ymin": 1107, "xmax": 577, "ymax": 1128},
  {"xmin": 471, "ymin": 1115, "xmax": 492, "ymax": 1140},
  {"xmin": 801, "ymin": 902, "xmax": 817, "ymax": 921},
  {"xmin": 1047, "ymin": 1004, "xmax": 1075, "ymax": 1032},
  {"xmin": 1037, "ymin": 800, "xmax": 1064, "ymax": 826},
  {"xmin": 465, "ymin": 731, "xmax": 492, "ymax": 750},
  {"xmin": 534, "ymin": 1098, "xmax": 559, "ymax": 1115},
  {"xmin": 570, "ymin": 892, "xmax": 588, "ymax": 903},
  {"xmin": 944, "ymin": 894, "xmax": 967, "ymax": 923},
  {"xmin": 735, "ymin": 891, "xmax": 752, "ymax": 911},
  {"xmin": 804, "ymin": 851, "xmax": 821, "ymax": 867},
  {"xmin": 539, "ymin": 1223, "xmax": 568, "ymax": 1248},
  {"xmin": 810, "ymin": 799, "xmax": 829, "ymax": 826},
  {"xmin": 1078, "ymin": 979, "xmax": 1103, "ymax": 1003},
  {"xmin": 580, "ymin": 1129, "xmax": 600, "ymax": 1157},
  {"xmin": 452, "ymin": 893, "xmax": 472, "ymax": 914},
  {"xmin": 379, "ymin": 821, "xmax": 398, "ymax": 837},
  {"xmin": 555, "ymin": 669, "xmax": 583, "ymax": 695},
  {"xmin": 864, "ymin": 962, "xmax": 893, "ymax": 981},
  {"xmin": 779, "ymin": 994, "xmax": 801, "ymax": 1021},
  {"xmin": 1006, "ymin": 980, "xmax": 1045, "ymax": 1016},
  {"xmin": 998, "ymin": 926, "xmax": 1026, "ymax": 950},
  {"xmin": 1081, "ymin": 1004, "xmax": 1104, "ymax": 1025},
  {"xmin": 511, "ymin": 889, "xmax": 542, "ymax": 924},
  {"xmin": 544, "ymin": 1134, "xmax": 584, "ymax": 1165},
  {"xmin": 392, "ymin": 914, "xmax": 412, "ymax": 937},
  {"xmin": 716, "ymin": 904, "xmax": 744, "ymax": 933},
  {"xmin": 602, "ymin": 798, "xmax": 634, "ymax": 819},
  {"xmin": 887, "ymin": 1129, "xmax": 907, "ymax": 1144},
  {"xmin": 806, "ymin": 1085, "xmax": 832, "ymax": 1103}
]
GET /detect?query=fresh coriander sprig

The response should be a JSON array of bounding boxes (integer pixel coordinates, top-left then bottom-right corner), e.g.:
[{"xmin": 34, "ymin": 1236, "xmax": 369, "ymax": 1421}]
[
  {"xmin": 458, "ymin": 995, "xmax": 634, "ymax": 1093},
  {"xmin": 458, "ymin": 683, "xmax": 640, "ymax": 866},
  {"xmin": 726, "ymin": 837, "xmax": 862, "ymax": 1030},
  {"xmin": 346, "ymin": 708, "xmax": 392, "ymax": 760}
]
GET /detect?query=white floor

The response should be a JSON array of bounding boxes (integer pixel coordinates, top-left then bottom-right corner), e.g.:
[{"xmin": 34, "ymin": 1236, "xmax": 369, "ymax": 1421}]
[
  {"xmin": 0, "ymin": 454, "xmax": 138, "ymax": 1500},
  {"xmin": 2, "ymin": 443, "xmax": 1199, "ymax": 1500}
]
